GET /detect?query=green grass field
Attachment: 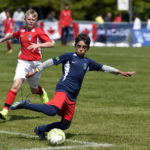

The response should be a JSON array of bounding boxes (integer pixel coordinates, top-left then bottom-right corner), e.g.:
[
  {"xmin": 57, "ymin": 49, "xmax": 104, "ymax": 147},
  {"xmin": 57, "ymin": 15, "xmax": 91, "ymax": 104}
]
[{"xmin": 0, "ymin": 42, "xmax": 150, "ymax": 150}]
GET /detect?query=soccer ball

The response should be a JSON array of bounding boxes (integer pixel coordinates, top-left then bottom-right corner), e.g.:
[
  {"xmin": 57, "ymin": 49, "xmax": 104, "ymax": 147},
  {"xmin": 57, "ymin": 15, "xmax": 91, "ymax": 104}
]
[{"xmin": 47, "ymin": 128, "xmax": 66, "ymax": 146}]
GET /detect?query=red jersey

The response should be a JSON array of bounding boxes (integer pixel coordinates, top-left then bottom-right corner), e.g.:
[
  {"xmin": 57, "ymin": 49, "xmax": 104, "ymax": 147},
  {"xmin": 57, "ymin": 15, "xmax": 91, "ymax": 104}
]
[
  {"xmin": 113, "ymin": 16, "xmax": 122, "ymax": 23},
  {"xmin": 13, "ymin": 27, "xmax": 53, "ymax": 61},
  {"xmin": 3, "ymin": 18, "xmax": 14, "ymax": 34},
  {"xmin": 60, "ymin": 9, "xmax": 72, "ymax": 27}
]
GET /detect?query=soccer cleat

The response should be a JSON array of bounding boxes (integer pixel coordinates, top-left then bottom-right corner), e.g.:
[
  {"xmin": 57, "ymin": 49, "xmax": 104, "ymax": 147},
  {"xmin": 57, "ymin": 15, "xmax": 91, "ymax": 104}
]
[
  {"xmin": 7, "ymin": 49, "xmax": 13, "ymax": 54},
  {"xmin": 0, "ymin": 108, "xmax": 8, "ymax": 120},
  {"xmin": 10, "ymin": 99, "xmax": 30, "ymax": 110},
  {"xmin": 40, "ymin": 88, "xmax": 49, "ymax": 104},
  {"xmin": 34, "ymin": 127, "xmax": 45, "ymax": 140}
]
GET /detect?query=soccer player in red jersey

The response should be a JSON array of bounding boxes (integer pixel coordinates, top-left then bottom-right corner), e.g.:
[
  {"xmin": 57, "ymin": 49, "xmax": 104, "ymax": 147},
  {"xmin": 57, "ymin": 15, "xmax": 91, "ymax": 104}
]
[
  {"xmin": 60, "ymin": 3, "xmax": 72, "ymax": 46},
  {"xmin": 2, "ymin": 11, "xmax": 14, "ymax": 54},
  {"xmin": 0, "ymin": 9, "xmax": 55, "ymax": 120}
]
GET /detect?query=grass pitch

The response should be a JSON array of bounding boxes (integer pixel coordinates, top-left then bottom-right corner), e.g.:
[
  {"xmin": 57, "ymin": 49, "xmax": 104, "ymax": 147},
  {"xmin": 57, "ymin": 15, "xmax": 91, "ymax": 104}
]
[{"xmin": 0, "ymin": 42, "xmax": 150, "ymax": 150}]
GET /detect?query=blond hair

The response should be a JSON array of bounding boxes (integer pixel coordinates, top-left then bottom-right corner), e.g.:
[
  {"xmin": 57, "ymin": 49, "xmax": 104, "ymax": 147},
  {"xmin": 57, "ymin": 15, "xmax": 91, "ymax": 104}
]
[{"xmin": 25, "ymin": 9, "xmax": 38, "ymax": 19}]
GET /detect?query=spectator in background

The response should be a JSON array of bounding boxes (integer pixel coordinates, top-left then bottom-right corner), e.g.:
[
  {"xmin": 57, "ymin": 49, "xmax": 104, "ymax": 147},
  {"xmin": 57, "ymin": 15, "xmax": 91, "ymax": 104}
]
[
  {"xmin": 13, "ymin": 7, "xmax": 25, "ymax": 22},
  {"xmin": 133, "ymin": 14, "xmax": 141, "ymax": 30},
  {"xmin": 95, "ymin": 14, "xmax": 104, "ymax": 24},
  {"xmin": 2, "ymin": 11, "xmax": 14, "ymax": 54},
  {"xmin": 113, "ymin": 14, "xmax": 122, "ymax": 23},
  {"xmin": 146, "ymin": 15, "xmax": 150, "ymax": 29},
  {"xmin": 104, "ymin": 12, "xmax": 112, "ymax": 22},
  {"xmin": 13, "ymin": 6, "xmax": 25, "ymax": 30},
  {"xmin": 0, "ymin": 7, "xmax": 9, "ymax": 22},
  {"xmin": 59, "ymin": 3, "xmax": 72, "ymax": 46},
  {"xmin": 47, "ymin": 11, "xmax": 57, "ymax": 22}
]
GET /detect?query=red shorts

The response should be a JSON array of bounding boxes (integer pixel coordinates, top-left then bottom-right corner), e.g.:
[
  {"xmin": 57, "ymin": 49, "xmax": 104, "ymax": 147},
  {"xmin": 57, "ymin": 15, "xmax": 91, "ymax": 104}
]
[{"xmin": 46, "ymin": 91, "xmax": 76, "ymax": 121}]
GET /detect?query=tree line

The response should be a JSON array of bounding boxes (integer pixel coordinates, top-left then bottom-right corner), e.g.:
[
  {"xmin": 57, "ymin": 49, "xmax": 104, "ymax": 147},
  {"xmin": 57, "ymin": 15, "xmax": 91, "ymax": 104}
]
[{"xmin": 0, "ymin": 0, "xmax": 150, "ymax": 21}]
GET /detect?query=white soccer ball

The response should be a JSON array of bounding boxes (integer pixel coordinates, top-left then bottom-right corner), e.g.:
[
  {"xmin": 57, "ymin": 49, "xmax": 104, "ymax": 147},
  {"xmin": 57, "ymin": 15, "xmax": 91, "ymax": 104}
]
[{"xmin": 47, "ymin": 128, "xmax": 66, "ymax": 146}]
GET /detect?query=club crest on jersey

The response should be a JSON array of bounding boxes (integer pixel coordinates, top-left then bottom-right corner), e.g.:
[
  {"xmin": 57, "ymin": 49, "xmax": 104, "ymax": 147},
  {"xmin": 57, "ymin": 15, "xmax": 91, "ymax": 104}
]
[
  {"xmin": 28, "ymin": 35, "xmax": 32, "ymax": 41},
  {"xmin": 56, "ymin": 57, "xmax": 60, "ymax": 61}
]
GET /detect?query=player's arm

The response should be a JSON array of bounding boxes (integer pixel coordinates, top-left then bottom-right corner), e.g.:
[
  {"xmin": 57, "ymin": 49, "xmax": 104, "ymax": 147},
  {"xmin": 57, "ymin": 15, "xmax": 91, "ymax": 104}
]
[
  {"xmin": 26, "ymin": 53, "xmax": 72, "ymax": 78},
  {"xmin": 117, "ymin": 70, "xmax": 136, "ymax": 77},
  {"xmin": 27, "ymin": 41, "xmax": 54, "ymax": 52},
  {"xmin": 0, "ymin": 33, "xmax": 13, "ymax": 43},
  {"xmin": 27, "ymin": 42, "xmax": 54, "ymax": 52},
  {"xmin": 26, "ymin": 58, "xmax": 54, "ymax": 78},
  {"xmin": 101, "ymin": 65, "xmax": 136, "ymax": 77},
  {"xmin": 27, "ymin": 29, "xmax": 55, "ymax": 52}
]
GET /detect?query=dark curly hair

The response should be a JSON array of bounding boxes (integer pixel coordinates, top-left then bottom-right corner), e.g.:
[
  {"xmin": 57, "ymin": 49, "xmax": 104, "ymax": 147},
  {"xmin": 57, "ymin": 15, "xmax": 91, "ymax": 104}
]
[{"xmin": 75, "ymin": 33, "xmax": 91, "ymax": 48}]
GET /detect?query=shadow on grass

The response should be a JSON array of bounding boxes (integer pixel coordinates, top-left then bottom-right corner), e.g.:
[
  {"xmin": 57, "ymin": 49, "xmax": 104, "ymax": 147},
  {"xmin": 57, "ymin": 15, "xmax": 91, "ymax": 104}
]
[
  {"xmin": 66, "ymin": 133, "xmax": 76, "ymax": 139},
  {"xmin": 0, "ymin": 115, "xmax": 41, "ymax": 123},
  {"xmin": 11, "ymin": 114, "xmax": 41, "ymax": 121},
  {"xmin": 12, "ymin": 133, "xmax": 77, "ymax": 142}
]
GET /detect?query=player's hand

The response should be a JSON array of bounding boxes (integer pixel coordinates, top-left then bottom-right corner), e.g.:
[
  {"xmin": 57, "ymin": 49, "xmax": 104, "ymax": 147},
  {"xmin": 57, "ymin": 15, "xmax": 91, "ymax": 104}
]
[
  {"xmin": 26, "ymin": 70, "xmax": 35, "ymax": 78},
  {"xmin": 118, "ymin": 71, "xmax": 136, "ymax": 77},
  {"xmin": 27, "ymin": 42, "xmax": 40, "ymax": 52}
]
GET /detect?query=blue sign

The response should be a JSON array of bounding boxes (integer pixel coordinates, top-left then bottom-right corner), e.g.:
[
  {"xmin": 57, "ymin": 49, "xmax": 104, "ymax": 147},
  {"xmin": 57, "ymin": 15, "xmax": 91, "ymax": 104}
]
[
  {"xmin": 97, "ymin": 23, "xmax": 133, "ymax": 43},
  {"xmin": 131, "ymin": 29, "xmax": 150, "ymax": 46}
]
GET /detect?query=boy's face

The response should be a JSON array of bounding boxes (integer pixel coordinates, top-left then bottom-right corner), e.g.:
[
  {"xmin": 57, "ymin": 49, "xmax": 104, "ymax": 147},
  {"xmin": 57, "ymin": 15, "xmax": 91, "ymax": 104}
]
[
  {"xmin": 65, "ymin": 5, "xmax": 69, "ymax": 10},
  {"xmin": 25, "ymin": 14, "xmax": 37, "ymax": 30},
  {"xmin": 6, "ymin": 12, "xmax": 10, "ymax": 18},
  {"xmin": 75, "ymin": 40, "xmax": 89, "ymax": 57}
]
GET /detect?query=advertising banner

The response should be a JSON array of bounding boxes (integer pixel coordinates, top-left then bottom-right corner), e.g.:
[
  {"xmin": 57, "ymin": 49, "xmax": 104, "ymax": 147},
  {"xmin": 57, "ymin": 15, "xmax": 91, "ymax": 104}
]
[{"xmin": 131, "ymin": 29, "xmax": 150, "ymax": 46}]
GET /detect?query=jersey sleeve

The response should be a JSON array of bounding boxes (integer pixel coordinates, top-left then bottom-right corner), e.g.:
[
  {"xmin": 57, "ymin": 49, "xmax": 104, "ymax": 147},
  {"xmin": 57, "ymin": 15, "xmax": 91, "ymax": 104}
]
[
  {"xmin": 11, "ymin": 19, "xmax": 14, "ymax": 26},
  {"xmin": 53, "ymin": 53, "xmax": 72, "ymax": 65},
  {"xmin": 13, "ymin": 30, "xmax": 20, "ymax": 39},
  {"xmin": 38, "ymin": 28, "xmax": 53, "ymax": 43},
  {"xmin": 88, "ymin": 58, "xmax": 103, "ymax": 71}
]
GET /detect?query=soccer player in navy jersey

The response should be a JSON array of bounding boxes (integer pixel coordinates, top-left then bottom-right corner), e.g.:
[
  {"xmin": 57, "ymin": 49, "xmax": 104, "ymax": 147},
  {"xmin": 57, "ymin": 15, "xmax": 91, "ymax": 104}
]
[{"xmin": 10, "ymin": 33, "xmax": 135, "ymax": 139}]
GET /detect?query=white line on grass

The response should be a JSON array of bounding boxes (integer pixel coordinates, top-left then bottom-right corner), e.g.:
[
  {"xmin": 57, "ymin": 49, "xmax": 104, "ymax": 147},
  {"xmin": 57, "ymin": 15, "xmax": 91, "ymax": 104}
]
[{"xmin": 0, "ymin": 130, "xmax": 114, "ymax": 150}]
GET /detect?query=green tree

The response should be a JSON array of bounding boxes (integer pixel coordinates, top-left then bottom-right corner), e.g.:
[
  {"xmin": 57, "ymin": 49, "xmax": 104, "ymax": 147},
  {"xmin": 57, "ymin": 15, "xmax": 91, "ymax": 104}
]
[{"xmin": 0, "ymin": 0, "xmax": 150, "ymax": 21}]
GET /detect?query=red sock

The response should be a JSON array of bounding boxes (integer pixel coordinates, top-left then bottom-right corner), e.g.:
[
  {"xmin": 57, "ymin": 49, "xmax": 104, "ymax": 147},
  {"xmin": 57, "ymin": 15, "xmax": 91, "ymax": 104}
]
[
  {"xmin": 7, "ymin": 40, "xmax": 12, "ymax": 50},
  {"xmin": 4, "ymin": 90, "xmax": 17, "ymax": 110},
  {"xmin": 37, "ymin": 85, "xmax": 43, "ymax": 95}
]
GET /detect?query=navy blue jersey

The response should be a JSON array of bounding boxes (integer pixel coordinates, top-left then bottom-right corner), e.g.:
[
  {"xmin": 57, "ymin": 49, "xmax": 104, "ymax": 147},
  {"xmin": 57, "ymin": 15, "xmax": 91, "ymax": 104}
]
[{"xmin": 53, "ymin": 52, "xmax": 103, "ymax": 102}]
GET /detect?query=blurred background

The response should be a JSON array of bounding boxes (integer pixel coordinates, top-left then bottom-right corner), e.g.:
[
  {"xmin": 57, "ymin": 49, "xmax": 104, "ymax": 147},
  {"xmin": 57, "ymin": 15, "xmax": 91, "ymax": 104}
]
[
  {"xmin": 0, "ymin": 0, "xmax": 149, "ymax": 21},
  {"xmin": 0, "ymin": 0, "xmax": 150, "ymax": 47}
]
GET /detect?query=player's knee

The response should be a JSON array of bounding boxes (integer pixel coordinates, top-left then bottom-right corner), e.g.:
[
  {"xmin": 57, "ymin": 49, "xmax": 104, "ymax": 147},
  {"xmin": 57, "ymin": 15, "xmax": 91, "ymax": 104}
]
[
  {"xmin": 11, "ymin": 85, "xmax": 19, "ymax": 92},
  {"xmin": 61, "ymin": 119, "xmax": 71, "ymax": 130},
  {"xmin": 47, "ymin": 105, "xmax": 59, "ymax": 116}
]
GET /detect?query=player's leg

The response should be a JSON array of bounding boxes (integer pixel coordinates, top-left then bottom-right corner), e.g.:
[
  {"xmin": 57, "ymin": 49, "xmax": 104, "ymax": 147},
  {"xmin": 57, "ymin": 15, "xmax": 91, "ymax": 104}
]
[
  {"xmin": 34, "ymin": 118, "xmax": 71, "ymax": 139},
  {"xmin": 11, "ymin": 91, "xmax": 66, "ymax": 114},
  {"xmin": 61, "ymin": 27, "xmax": 66, "ymax": 45},
  {"xmin": 64, "ymin": 27, "xmax": 69, "ymax": 45},
  {"xmin": 37, "ymin": 118, "xmax": 71, "ymax": 132},
  {"xmin": 25, "ymin": 103, "xmax": 59, "ymax": 116},
  {"xmin": 0, "ymin": 59, "xmax": 31, "ymax": 120},
  {"xmin": 0, "ymin": 78, "xmax": 24, "ymax": 120},
  {"xmin": 5, "ymin": 33, "xmax": 12, "ymax": 54},
  {"xmin": 34, "ymin": 92, "xmax": 75, "ymax": 139},
  {"xmin": 11, "ymin": 100, "xmax": 59, "ymax": 116},
  {"xmin": 27, "ymin": 72, "xmax": 49, "ymax": 104},
  {"xmin": 6, "ymin": 40, "xmax": 12, "ymax": 54}
]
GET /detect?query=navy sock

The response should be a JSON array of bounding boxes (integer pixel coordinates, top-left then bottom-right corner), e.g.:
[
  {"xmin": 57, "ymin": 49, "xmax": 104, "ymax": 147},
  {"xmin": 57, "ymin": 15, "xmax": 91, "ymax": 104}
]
[
  {"xmin": 38, "ymin": 119, "xmax": 71, "ymax": 132},
  {"xmin": 24, "ymin": 103, "xmax": 58, "ymax": 116},
  {"xmin": 38, "ymin": 122, "xmax": 63, "ymax": 132}
]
